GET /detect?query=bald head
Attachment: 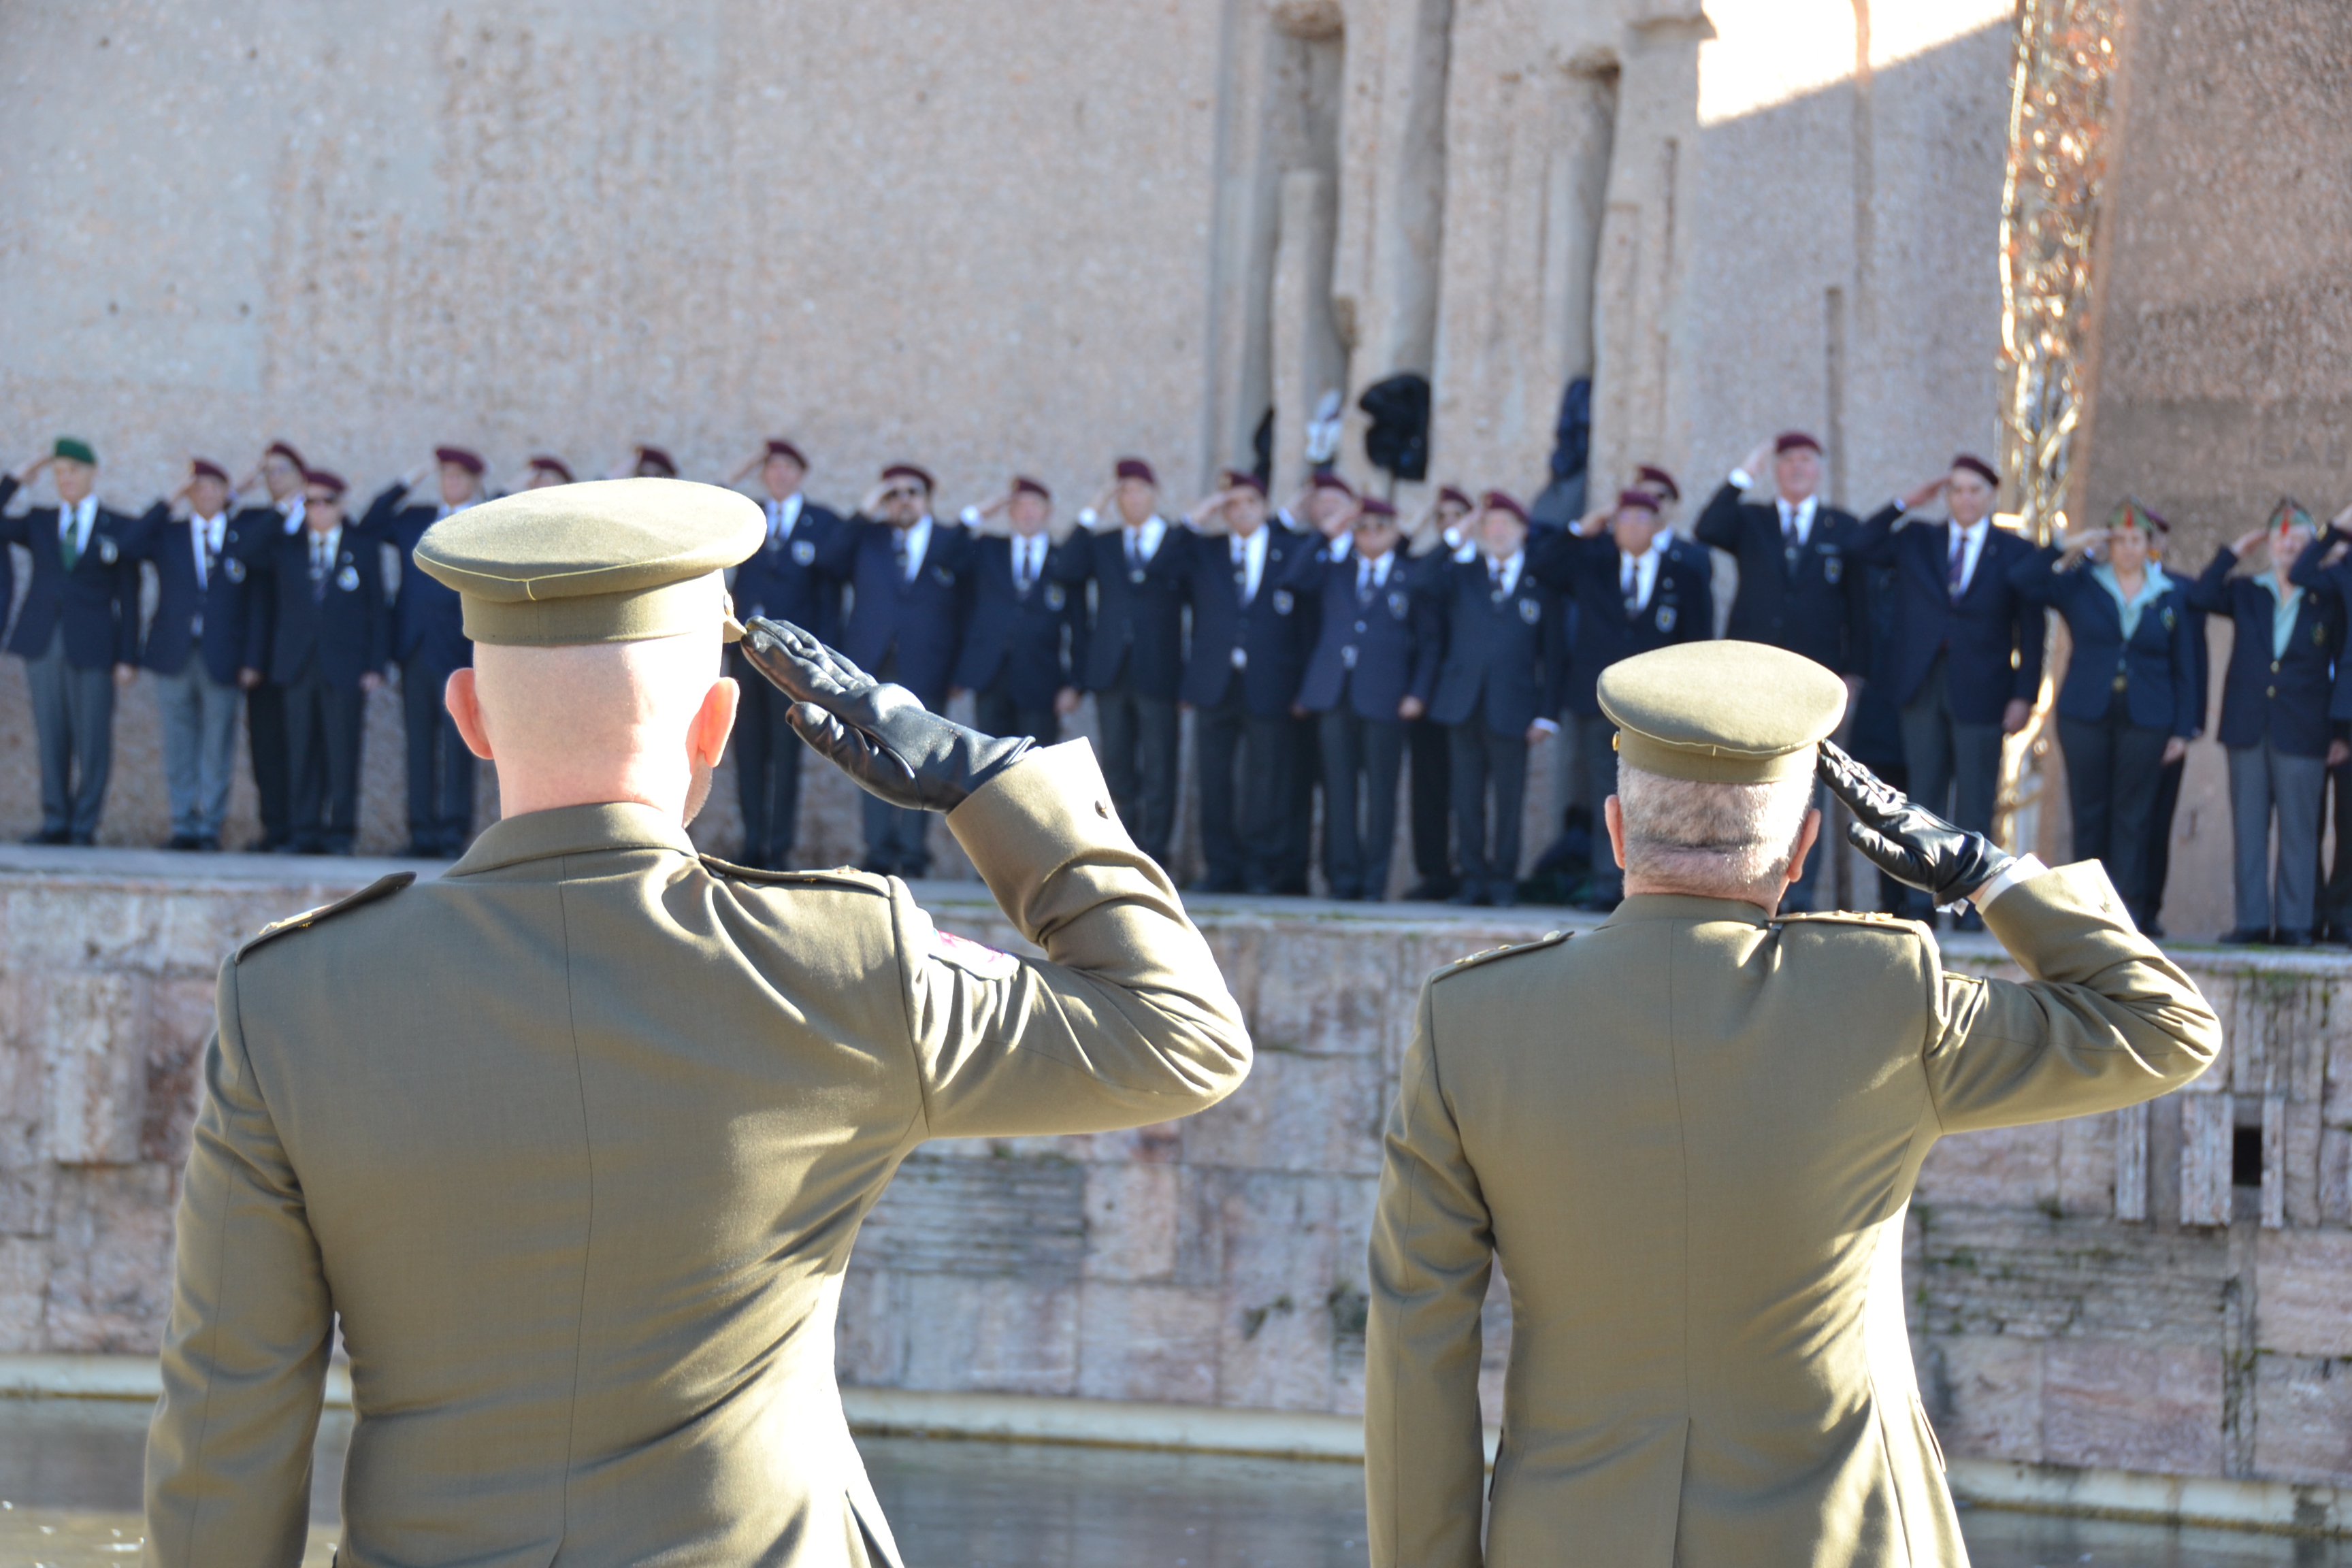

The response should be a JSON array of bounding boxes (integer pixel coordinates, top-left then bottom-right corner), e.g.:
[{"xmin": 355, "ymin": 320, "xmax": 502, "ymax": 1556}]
[{"xmin": 446, "ymin": 632, "xmax": 740, "ymax": 824}]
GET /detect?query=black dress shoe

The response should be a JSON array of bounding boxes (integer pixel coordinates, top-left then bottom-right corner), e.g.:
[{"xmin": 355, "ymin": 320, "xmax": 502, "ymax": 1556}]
[
  {"xmin": 1448, "ymin": 884, "xmax": 1490, "ymax": 907},
  {"xmin": 22, "ymin": 828, "xmax": 69, "ymax": 846},
  {"xmin": 1489, "ymin": 882, "xmax": 1520, "ymax": 909},
  {"xmin": 2219, "ymin": 926, "xmax": 2272, "ymax": 945},
  {"xmin": 1186, "ymin": 876, "xmax": 1244, "ymax": 895},
  {"xmin": 1405, "ymin": 879, "xmax": 1458, "ymax": 902},
  {"xmin": 67, "ymin": 833, "xmax": 95, "ymax": 847},
  {"xmin": 195, "ymin": 835, "xmax": 223, "ymax": 853},
  {"xmin": 1243, "ymin": 879, "xmax": 1277, "ymax": 896},
  {"xmin": 2276, "ymin": 928, "xmax": 2316, "ymax": 947},
  {"xmin": 162, "ymin": 834, "xmax": 198, "ymax": 851}
]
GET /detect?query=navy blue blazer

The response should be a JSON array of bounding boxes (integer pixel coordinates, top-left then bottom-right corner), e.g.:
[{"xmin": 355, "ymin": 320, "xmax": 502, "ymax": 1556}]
[
  {"xmin": 823, "ymin": 517, "xmax": 972, "ymax": 710},
  {"xmin": 2185, "ymin": 546, "xmax": 2340, "ymax": 756},
  {"xmin": 734, "ymin": 498, "xmax": 845, "ymax": 642},
  {"xmin": 1, "ymin": 495, "xmax": 144, "ymax": 668},
  {"xmin": 136, "ymin": 508, "xmax": 266, "ymax": 684},
  {"xmin": 2287, "ymin": 529, "xmax": 2352, "ymax": 722},
  {"xmin": 1527, "ymin": 528, "xmax": 1714, "ymax": 717},
  {"xmin": 1851, "ymin": 510, "xmax": 2046, "ymax": 722},
  {"xmin": 1288, "ymin": 546, "xmax": 1439, "ymax": 719},
  {"xmin": 952, "ymin": 535, "xmax": 1088, "ymax": 710},
  {"xmin": 1426, "ymin": 557, "xmax": 1567, "ymax": 737},
  {"xmin": 266, "ymin": 526, "xmax": 391, "ymax": 689},
  {"xmin": 2007, "ymin": 549, "xmax": 2198, "ymax": 735},
  {"xmin": 1692, "ymin": 484, "xmax": 1869, "ymax": 674},
  {"xmin": 1181, "ymin": 527, "xmax": 1314, "ymax": 716},
  {"xmin": 0, "ymin": 476, "xmax": 18, "ymax": 633},
  {"xmin": 1058, "ymin": 523, "xmax": 1194, "ymax": 700},
  {"xmin": 357, "ymin": 484, "xmax": 472, "ymax": 671}
]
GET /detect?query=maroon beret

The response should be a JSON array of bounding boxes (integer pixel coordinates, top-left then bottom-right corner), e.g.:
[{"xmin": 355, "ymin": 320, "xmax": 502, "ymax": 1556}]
[
  {"xmin": 1774, "ymin": 431, "xmax": 1822, "ymax": 456},
  {"xmin": 1011, "ymin": 475, "xmax": 1051, "ymax": 500},
  {"xmin": 1950, "ymin": 453, "xmax": 1999, "ymax": 487},
  {"xmin": 1437, "ymin": 484, "xmax": 1473, "ymax": 510},
  {"xmin": 766, "ymin": 439, "xmax": 808, "ymax": 468},
  {"xmin": 1481, "ymin": 489, "xmax": 1529, "ymax": 523},
  {"xmin": 304, "ymin": 468, "xmax": 348, "ymax": 499},
  {"xmin": 1616, "ymin": 489, "xmax": 1663, "ymax": 514},
  {"xmin": 881, "ymin": 463, "xmax": 935, "ymax": 492},
  {"xmin": 1220, "ymin": 468, "xmax": 1267, "ymax": 497},
  {"xmin": 1310, "ymin": 472, "xmax": 1358, "ymax": 498},
  {"xmin": 189, "ymin": 458, "xmax": 229, "ymax": 484},
  {"xmin": 435, "ymin": 446, "xmax": 485, "ymax": 476},
  {"xmin": 1634, "ymin": 464, "xmax": 1681, "ymax": 502},
  {"xmin": 527, "ymin": 455, "xmax": 573, "ymax": 482},
  {"xmin": 1114, "ymin": 457, "xmax": 1158, "ymax": 486},
  {"xmin": 634, "ymin": 446, "xmax": 679, "ymax": 477},
  {"xmin": 265, "ymin": 440, "xmax": 307, "ymax": 470},
  {"xmin": 1356, "ymin": 497, "xmax": 1399, "ymax": 520}
]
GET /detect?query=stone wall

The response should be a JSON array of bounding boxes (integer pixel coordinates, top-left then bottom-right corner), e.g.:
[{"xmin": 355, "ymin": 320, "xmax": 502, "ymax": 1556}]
[{"xmin": 1, "ymin": 853, "xmax": 2346, "ymax": 1486}]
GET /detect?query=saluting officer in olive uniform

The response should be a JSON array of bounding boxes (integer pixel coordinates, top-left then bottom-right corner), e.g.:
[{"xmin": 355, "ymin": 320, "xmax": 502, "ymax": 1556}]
[
  {"xmin": 1367, "ymin": 640, "xmax": 2221, "ymax": 1568},
  {"xmin": 145, "ymin": 478, "xmax": 1251, "ymax": 1568}
]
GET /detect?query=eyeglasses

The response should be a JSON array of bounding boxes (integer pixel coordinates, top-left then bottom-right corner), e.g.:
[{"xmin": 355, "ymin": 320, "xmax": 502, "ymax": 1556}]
[{"xmin": 883, "ymin": 487, "xmax": 919, "ymax": 502}]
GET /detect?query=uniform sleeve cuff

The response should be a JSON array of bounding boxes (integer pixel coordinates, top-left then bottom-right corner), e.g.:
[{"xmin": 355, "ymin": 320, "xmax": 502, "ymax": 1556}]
[
  {"xmin": 1972, "ymin": 854, "xmax": 2048, "ymax": 911},
  {"xmin": 959, "ymin": 506, "xmax": 982, "ymax": 526},
  {"xmin": 1077, "ymin": 507, "xmax": 1100, "ymax": 527},
  {"xmin": 1729, "ymin": 468, "xmax": 1754, "ymax": 489}
]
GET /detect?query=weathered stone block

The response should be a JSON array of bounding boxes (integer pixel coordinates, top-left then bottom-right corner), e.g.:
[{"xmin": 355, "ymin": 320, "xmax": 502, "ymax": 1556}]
[
  {"xmin": 1241, "ymin": 921, "xmax": 1415, "ymax": 1060},
  {"xmin": 1215, "ymin": 1173, "xmax": 1346, "ymax": 1411},
  {"xmin": 2252, "ymin": 1355, "xmax": 2352, "ymax": 1485},
  {"xmin": 2042, "ymin": 1341, "xmax": 2223, "ymax": 1476},
  {"xmin": 1910, "ymin": 1207, "xmax": 2228, "ymax": 1342},
  {"xmin": 0, "ymin": 1158, "xmax": 56, "ymax": 1239},
  {"xmin": 855, "ymin": 1151, "xmax": 1084, "ymax": 1280},
  {"xmin": 142, "ymin": 973, "xmax": 216, "ymax": 1169},
  {"xmin": 1916, "ymin": 1122, "xmax": 2059, "ymax": 1209},
  {"xmin": 1075, "ymin": 1281, "xmax": 1222, "ymax": 1404},
  {"xmin": 2285, "ymin": 1100, "xmax": 2323, "ymax": 1228},
  {"xmin": 836, "ymin": 1264, "xmax": 906, "ymax": 1386},
  {"xmin": 2255, "ymin": 1230, "xmax": 2352, "ymax": 1357},
  {"xmin": 0, "ymin": 1235, "xmax": 48, "ymax": 1352},
  {"xmin": 45, "ymin": 1164, "xmax": 177, "ymax": 1352},
  {"xmin": 2323, "ymin": 1127, "xmax": 2351, "ymax": 1226},
  {"xmin": 896, "ymin": 1271, "xmax": 1079, "ymax": 1396},
  {"xmin": 1083, "ymin": 1161, "xmax": 1180, "ymax": 1281},
  {"xmin": 1180, "ymin": 1049, "xmax": 1385, "ymax": 1176},
  {"xmin": 42, "ymin": 973, "xmax": 148, "ymax": 1166},
  {"xmin": 1918, "ymin": 1333, "xmax": 2043, "ymax": 1463}
]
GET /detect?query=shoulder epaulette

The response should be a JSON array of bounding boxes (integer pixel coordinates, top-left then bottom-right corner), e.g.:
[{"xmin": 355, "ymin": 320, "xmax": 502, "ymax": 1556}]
[
  {"xmin": 698, "ymin": 855, "xmax": 889, "ymax": 895},
  {"xmin": 1433, "ymin": 928, "xmax": 1571, "ymax": 981},
  {"xmin": 236, "ymin": 871, "xmax": 414, "ymax": 961},
  {"xmin": 1776, "ymin": 909, "xmax": 1928, "ymax": 935}
]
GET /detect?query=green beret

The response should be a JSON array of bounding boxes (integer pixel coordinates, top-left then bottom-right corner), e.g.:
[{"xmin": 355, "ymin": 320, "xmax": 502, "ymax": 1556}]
[
  {"xmin": 1597, "ymin": 641, "xmax": 1846, "ymax": 784},
  {"xmin": 52, "ymin": 438, "xmax": 96, "ymax": 466},
  {"xmin": 412, "ymin": 478, "xmax": 766, "ymax": 647}
]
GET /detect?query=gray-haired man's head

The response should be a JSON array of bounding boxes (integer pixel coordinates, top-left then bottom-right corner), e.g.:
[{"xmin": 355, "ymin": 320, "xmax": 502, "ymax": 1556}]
[{"xmin": 1614, "ymin": 762, "xmax": 1818, "ymax": 905}]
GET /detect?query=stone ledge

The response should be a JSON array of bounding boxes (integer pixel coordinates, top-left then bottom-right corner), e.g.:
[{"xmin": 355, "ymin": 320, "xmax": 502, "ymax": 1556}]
[{"xmin": 6, "ymin": 1356, "xmax": 2344, "ymax": 1536}]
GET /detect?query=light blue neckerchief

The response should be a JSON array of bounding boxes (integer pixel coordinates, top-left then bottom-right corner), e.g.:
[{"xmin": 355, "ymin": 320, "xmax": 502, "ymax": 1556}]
[
  {"xmin": 2090, "ymin": 559, "xmax": 2170, "ymax": 638},
  {"xmin": 2259, "ymin": 575, "xmax": 2305, "ymax": 660}
]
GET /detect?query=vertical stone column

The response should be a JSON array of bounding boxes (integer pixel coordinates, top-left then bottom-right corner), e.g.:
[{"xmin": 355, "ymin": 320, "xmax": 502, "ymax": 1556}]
[{"xmin": 1271, "ymin": 168, "xmax": 1348, "ymax": 501}]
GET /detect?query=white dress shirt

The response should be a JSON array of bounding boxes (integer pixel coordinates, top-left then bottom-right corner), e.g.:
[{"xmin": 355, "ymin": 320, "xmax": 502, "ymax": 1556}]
[
  {"xmin": 1355, "ymin": 549, "xmax": 1396, "ymax": 594},
  {"xmin": 190, "ymin": 511, "xmax": 228, "ymax": 591},
  {"xmin": 278, "ymin": 495, "xmax": 306, "ymax": 534},
  {"xmin": 1010, "ymin": 532, "xmax": 1049, "ymax": 591},
  {"xmin": 1946, "ymin": 518, "xmax": 1990, "ymax": 596},
  {"xmin": 59, "ymin": 496, "xmax": 97, "ymax": 561},
  {"xmin": 1776, "ymin": 495, "xmax": 1819, "ymax": 547},
  {"xmin": 307, "ymin": 525, "xmax": 344, "ymax": 579},
  {"xmin": 768, "ymin": 493, "xmax": 804, "ymax": 544},
  {"xmin": 1485, "ymin": 550, "xmax": 1524, "ymax": 597},
  {"xmin": 1620, "ymin": 534, "xmax": 1668, "ymax": 611},
  {"xmin": 1230, "ymin": 525, "xmax": 1269, "ymax": 605},
  {"xmin": 895, "ymin": 515, "xmax": 934, "ymax": 581}
]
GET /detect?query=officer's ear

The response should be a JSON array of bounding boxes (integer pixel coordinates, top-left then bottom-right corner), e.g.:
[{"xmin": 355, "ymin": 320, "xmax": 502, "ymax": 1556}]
[
  {"xmin": 1783, "ymin": 807, "xmax": 1823, "ymax": 889},
  {"xmin": 446, "ymin": 668, "xmax": 495, "ymax": 761},
  {"xmin": 1603, "ymin": 794, "xmax": 1628, "ymax": 871},
  {"xmin": 689, "ymin": 675, "xmax": 740, "ymax": 771}
]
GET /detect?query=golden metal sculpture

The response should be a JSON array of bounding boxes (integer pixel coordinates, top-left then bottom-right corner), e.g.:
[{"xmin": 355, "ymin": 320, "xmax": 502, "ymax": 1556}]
[{"xmin": 1993, "ymin": 0, "xmax": 2127, "ymax": 853}]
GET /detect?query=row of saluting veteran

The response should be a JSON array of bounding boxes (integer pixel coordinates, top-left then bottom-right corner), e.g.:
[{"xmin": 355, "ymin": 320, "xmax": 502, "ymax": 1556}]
[
  {"xmin": 4, "ymin": 429, "xmax": 2348, "ymax": 938},
  {"xmin": 135, "ymin": 472, "xmax": 2225, "ymax": 1567}
]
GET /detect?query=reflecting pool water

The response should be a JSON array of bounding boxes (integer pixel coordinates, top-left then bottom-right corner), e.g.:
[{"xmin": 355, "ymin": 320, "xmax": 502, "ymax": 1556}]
[{"xmin": 0, "ymin": 1399, "xmax": 2341, "ymax": 1566}]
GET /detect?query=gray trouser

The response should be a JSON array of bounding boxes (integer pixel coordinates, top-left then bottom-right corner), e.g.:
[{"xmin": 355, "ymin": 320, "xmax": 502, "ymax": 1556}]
[
  {"xmin": 153, "ymin": 662, "xmax": 242, "ymax": 838},
  {"xmin": 2228, "ymin": 738, "xmax": 2325, "ymax": 934},
  {"xmin": 24, "ymin": 632, "xmax": 116, "ymax": 839},
  {"xmin": 1573, "ymin": 712, "xmax": 1623, "ymax": 898},
  {"xmin": 1899, "ymin": 653, "xmax": 2005, "ymax": 834}
]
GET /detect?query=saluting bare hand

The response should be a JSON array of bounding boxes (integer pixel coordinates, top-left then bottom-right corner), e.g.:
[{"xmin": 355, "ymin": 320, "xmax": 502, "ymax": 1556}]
[
  {"xmin": 1900, "ymin": 476, "xmax": 1948, "ymax": 512},
  {"xmin": 1740, "ymin": 438, "xmax": 1775, "ymax": 480},
  {"xmin": 2230, "ymin": 526, "xmax": 2267, "ymax": 559}
]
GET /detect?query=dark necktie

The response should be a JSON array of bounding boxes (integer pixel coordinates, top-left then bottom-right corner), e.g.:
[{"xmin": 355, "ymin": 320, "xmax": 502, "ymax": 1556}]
[
  {"xmin": 1358, "ymin": 560, "xmax": 1374, "ymax": 604},
  {"xmin": 1488, "ymin": 559, "xmax": 1504, "ymax": 600},
  {"xmin": 311, "ymin": 535, "xmax": 330, "ymax": 602},
  {"xmin": 1015, "ymin": 541, "xmax": 1034, "ymax": 593},
  {"xmin": 892, "ymin": 532, "xmax": 910, "ymax": 581},
  {"xmin": 1782, "ymin": 506, "xmax": 1801, "ymax": 565},
  {"xmin": 1948, "ymin": 530, "xmax": 1967, "ymax": 601},
  {"xmin": 1233, "ymin": 541, "xmax": 1252, "ymax": 606},
  {"xmin": 1622, "ymin": 555, "xmax": 1641, "ymax": 617},
  {"xmin": 59, "ymin": 510, "xmax": 80, "ymax": 572}
]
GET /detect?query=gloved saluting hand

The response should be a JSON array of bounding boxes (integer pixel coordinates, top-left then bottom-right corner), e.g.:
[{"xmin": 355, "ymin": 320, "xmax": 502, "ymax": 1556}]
[
  {"xmin": 737, "ymin": 618, "xmax": 1033, "ymax": 812},
  {"xmin": 1816, "ymin": 738, "xmax": 2013, "ymax": 906}
]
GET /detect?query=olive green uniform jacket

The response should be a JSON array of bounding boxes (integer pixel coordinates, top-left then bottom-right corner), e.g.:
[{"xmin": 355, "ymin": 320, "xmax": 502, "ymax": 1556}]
[
  {"xmin": 145, "ymin": 741, "xmax": 1250, "ymax": 1567},
  {"xmin": 1366, "ymin": 861, "xmax": 2220, "ymax": 1568}
]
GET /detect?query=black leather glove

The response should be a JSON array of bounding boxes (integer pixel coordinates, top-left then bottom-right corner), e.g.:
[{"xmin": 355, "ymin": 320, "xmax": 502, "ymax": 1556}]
[
  {"xmin": 1816, "ymin": 738, "xmax": 2014, "ymax": 906},
  {"xmin": 737, "ymin": 618, "xmax": 1034, "ymax": 812}
]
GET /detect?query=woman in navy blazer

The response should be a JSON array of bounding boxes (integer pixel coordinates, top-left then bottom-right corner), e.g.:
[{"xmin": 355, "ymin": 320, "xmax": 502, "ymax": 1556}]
[
  {"xmin": 2008, "ymin": 502, "xmax": 2199, "ymax": 926},
  {"xmin": 2187, "ymin": 504, "xmax": 2342, "ymax": 943}
]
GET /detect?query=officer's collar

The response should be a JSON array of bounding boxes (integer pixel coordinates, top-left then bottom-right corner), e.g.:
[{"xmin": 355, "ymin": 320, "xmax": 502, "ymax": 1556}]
[
  {"xmin": 448, "ymin": 801, "xmax": 698, "ymax": 875},
  {"xmin": 1601, "ymin": 892, "xmax": 1775, "ymax": 928}
]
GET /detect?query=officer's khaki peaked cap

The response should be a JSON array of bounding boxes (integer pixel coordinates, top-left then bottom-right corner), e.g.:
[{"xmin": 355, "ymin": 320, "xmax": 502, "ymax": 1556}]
[
  {"xmin": 1597, "ymin": 640, "xmax": 1848, "ymax": 784},
  {"xmin": 414, "ymin": 478, "xmax": 766, "ymax": 646}
]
